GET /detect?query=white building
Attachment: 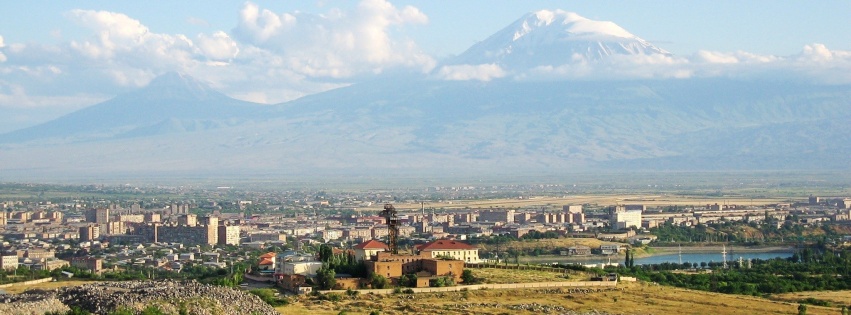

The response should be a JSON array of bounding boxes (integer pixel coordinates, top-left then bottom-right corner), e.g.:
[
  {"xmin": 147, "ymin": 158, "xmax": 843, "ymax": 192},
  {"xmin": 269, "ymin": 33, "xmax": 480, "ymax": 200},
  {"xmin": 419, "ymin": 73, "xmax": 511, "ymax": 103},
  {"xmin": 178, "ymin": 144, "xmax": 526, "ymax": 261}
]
[
  {"xmin": 281, "ymin": 261, "xmax": 324, "ymax": 276},
  {"xmin": 353, "ymin": 239, "xmax": 389, "ymax": 261},
  {"xmin": 611, "ymin": 207, "xmax": 642, "ymax": 230},
  {"xmin": 0, "ymin": 255, "xmax": 18, "ymax": 270},
  {"xmin": 416, "ymin": 240, "xmax": 480, "ymax": 263},
  {"xmin": 217, "ymin": 225, "xmax": 240, "ymax": 246}
]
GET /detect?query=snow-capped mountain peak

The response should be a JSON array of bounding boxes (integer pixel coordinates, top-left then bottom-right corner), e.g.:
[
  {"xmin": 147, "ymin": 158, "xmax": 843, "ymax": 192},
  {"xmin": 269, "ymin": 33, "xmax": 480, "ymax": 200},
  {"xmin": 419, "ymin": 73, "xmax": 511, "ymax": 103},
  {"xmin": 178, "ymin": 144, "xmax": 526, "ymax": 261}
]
[
  {"xmin": 447, "ymin": 10, "xmax": 670, "ymax": 69},
  {"xmin": 514, "ymin": 10, "xmax": 635, "ymax": 41}
]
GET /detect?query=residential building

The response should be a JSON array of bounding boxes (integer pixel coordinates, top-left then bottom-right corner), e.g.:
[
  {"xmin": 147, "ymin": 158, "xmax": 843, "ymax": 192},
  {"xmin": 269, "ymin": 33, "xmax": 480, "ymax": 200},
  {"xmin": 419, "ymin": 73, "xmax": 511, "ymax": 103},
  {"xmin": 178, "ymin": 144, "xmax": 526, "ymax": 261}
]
[
  {"xmin": 353, "ymin": 239, "xmax": 389, "ymax": 261},
  {"xmin": 178, "ymin": 214, "xmax": 197, "ymax": 227},
  {"xmin": 611, "ymin": 206, "xmax": 642, "ymax": 230},
  {"xmin": 79, "ymin": 225, "xmax": 100, "ymax": 241},
  {"xmin": 416, "ymin": 240, "xmax": 479, "ymax": 263},
  {"xmin": 478, "ymin": 209, "xmax": 515, "ymax": 224},
  {"xmin": 117, "ymin": 214, "xmax": 144, "ymax": 223},
  {"xmin": 85, "ymin": 208, "xmax": 109, "ymax": 224},
  {"xmin": 144, "ymin": 213, "xmax": 161, "ymax": 223},
  {"xmin": 217, "ymin": 225, "xmax": 240, "ymax": 245},
  {"xmin": 249, "ymin": 232, "xmax": 286, "ymax": 242},
  {"xmin": 70, "ymin": 257, "xmax": 103, "ymax": 273},
  {"xmin": 0, "ymin": 255, "xmax": 18, "ymax": 270}
]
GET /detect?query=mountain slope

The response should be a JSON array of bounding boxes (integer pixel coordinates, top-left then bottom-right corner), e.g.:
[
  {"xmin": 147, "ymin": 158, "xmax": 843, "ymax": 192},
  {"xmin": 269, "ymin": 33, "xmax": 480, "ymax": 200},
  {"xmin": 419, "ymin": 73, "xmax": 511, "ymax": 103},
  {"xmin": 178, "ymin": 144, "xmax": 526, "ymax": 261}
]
[
  {"xmin": 0, "ymin": 11, "xmax": 850, "ymax": 180},
  {"xmin": 0, "ymin": 72, "xmax": 267, "ymax": 143}
]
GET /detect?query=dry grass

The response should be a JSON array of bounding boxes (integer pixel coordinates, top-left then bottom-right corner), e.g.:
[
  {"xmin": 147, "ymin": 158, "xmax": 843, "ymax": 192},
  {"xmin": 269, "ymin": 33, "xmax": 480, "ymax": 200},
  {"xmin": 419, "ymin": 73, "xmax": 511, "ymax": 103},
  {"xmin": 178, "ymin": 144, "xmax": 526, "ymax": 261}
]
[
  {"xmin": 277, "ymin": 281, "xmax": 840, "ymax": 315},
  {"xmin": 1, "ymin": 280, "xmax": 99, "ymax": 294},
  {"xmin": 469, "ymin": 268, "xmax": 582, "ymax": 283},
  {"xmin": 770, "ymin": 290, "xmax": 851, "ymax": 306}
]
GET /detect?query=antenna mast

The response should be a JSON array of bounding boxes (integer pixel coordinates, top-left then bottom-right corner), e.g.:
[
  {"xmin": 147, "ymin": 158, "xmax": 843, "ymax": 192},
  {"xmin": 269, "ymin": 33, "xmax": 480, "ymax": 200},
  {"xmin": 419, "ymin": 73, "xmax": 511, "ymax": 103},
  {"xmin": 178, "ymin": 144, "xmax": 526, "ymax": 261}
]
[{"xmin": 380, "ymin": 204, "xmax": 399, "ymax": 254}]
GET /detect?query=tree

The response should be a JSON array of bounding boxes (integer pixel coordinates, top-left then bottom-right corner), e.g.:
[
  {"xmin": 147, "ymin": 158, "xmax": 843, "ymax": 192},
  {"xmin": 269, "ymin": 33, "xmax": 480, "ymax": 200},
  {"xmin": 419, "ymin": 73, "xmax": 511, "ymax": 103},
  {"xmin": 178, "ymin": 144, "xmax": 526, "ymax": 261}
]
[
  {"xmin": 461, "ymin": 269, "xmax": 477, "ymax": 284},
  {"xmin": 319, "ymin": 244, "xmax": 333, "ymax": 263},
  {"xmin": 399, "ymin": 274, "xmax": 418, "ymax": 287},
  {"xmin": 370, "ymin": 273, "xmax": 389, "ymax": 289},
  {"xmin": 316, "ymin": 267, "xmax": 337, "ymax": 290},
  {"xmin": 797, "ymin": 303, "xmax": 807, "ymax": 315}
]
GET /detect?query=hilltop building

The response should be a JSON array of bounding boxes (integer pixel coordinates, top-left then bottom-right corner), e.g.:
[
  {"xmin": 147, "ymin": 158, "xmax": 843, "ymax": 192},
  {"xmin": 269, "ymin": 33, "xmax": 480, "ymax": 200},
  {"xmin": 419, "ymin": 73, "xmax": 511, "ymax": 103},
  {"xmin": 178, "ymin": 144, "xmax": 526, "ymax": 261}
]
[
  {"xmin": 416, "ymin": 240, "xmax": 480, "ymax": 263},
  {"xmin": 353, "ymin": 239, "xmax": 389, "ymax": 261}
]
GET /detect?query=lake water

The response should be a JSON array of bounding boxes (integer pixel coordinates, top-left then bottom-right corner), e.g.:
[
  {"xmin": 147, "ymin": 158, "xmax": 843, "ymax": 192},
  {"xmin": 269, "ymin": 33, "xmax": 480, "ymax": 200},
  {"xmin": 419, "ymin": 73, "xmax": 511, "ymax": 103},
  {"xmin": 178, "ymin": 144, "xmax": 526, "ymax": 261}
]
[
  {"xmin": 634, "ymin": 251, "xmax": 793, "ymax": 266},
  {"xmin": 532, "ymin": 251, "xmax": 794, "ymax": 266}
]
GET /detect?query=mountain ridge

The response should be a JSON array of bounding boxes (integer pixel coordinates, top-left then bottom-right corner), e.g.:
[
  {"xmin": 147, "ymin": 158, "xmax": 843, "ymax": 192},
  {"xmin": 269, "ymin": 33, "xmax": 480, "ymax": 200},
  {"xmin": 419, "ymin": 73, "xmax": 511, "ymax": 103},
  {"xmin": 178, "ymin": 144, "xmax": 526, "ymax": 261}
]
[
  {"xmin": 1, "ymin": 12, "xmax": 849, "ymax": 179},
  {"xmin": 0, "ymin": 71, "xmax": 267, "ymax": 144}
]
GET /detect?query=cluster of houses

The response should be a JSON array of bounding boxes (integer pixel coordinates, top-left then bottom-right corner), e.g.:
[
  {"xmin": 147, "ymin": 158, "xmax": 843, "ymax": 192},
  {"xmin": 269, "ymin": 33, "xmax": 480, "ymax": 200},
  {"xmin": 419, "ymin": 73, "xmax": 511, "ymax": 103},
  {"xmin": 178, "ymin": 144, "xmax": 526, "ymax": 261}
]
[{"xmin": 272, "ymin": 239, "xmax": 479, "ymax": 293}]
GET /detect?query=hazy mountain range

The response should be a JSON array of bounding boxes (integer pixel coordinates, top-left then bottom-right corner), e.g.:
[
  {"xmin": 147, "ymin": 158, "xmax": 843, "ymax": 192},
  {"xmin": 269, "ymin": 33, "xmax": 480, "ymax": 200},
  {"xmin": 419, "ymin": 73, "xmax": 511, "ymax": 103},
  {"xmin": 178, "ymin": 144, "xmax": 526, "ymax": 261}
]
[{"xmin": 1, "ymin": 11, "xmax": 849, "ymax": 180}]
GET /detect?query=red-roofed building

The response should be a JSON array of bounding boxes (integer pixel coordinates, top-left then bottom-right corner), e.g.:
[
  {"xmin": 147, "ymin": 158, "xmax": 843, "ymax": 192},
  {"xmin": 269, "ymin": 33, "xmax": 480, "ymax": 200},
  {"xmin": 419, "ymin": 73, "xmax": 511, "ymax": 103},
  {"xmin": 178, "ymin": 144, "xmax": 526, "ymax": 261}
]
[
  {"xmin": 353, "ymin": 239, "xmax": 389, "ymax": 261},
  {"xmin": 258, "ymin": 252, "xmax": 277, "ymax": 274},
  {"xmin": 416, "ymin": 240, "xmax": 479, "ymax": 263}
]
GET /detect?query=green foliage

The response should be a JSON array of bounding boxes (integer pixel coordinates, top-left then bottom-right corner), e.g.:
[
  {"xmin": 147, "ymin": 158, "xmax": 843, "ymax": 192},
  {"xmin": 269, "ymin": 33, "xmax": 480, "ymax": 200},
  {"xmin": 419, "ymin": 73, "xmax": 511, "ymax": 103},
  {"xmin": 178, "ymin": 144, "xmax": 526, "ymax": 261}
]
[
  {"xmin": 319, "ymin": 244, "xmax": 334, "ymax": 263},
  {"xmin": 398, "ymin": 274, "xmax": 418, "ymax": 287},
  {"xmin": 461, "ymin": 269, "xmax": 479, "ymax": 284},
  {"xmin": 613, "ymin": 247, "xmax": 851, "ymax": 296},
  {"xmin": 325, "ymin": 251, "xmax": 367, "ymax": 278},
  {"xmin": 520, "ymin": 230, "xmax": 560, "ymax": 240},
  {"xmin": 624, "ymin": 249, "xmax": 635, "ymax": 268},
  {"xmin": 402, "ymin": 288, "xmax": 414, "ymax": 294},
  {"xmin": 429, "ymin": 276, "xmax": 454, "ymax": 287},
  {"xmin": 45, "ymin": 307, "xmax": 92, "ymax": 315},
  {"xmin": 140, "ymin": 305, "xmax": 168, "ymax": 315},
  {"xmin": 249, "ymin": 288, "xmax": 290, "ymax": 307},
  {"xmin": 316, "ymin": 267, "xmax": 337, "ymax": 290},
  {"xmin": 369, "ymin": 273, "xmax": 389, "ymax": 289},
  {"xmin": 797, "ymin": 298, "xmax": 831, "ymax": 307},
  {"xmin": 319, "ymin": 293, "xmax": 342, "ymax": 302},
  {"xmin": 369, "ymin": 311, "xmax": 381, "ymax": 315},
  {"xmin": 108, "ymin": 308, "xmax": 134, "ymax": 315},
  {"xmin": 797, "ymin": 303, "xmax": 807, "ymax": 315}
]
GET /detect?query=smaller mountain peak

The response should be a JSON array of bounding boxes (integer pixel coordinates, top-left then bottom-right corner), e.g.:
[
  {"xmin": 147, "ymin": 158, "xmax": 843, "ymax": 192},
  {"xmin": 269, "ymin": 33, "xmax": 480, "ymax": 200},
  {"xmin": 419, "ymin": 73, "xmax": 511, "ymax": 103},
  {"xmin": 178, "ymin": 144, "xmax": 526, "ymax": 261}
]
[
  {"xmin": 148, "ymin": 72, "xmax": 209, "ymax": 89},
  {"xmin": 132, "ymin": 72, "xmax": 220, "ymax": 101}
]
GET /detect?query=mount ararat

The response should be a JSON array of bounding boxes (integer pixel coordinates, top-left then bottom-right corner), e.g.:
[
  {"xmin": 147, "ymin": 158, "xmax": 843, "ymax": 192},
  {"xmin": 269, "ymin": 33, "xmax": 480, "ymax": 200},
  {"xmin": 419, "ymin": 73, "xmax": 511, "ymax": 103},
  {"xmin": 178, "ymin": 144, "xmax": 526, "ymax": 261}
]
[{"xmin": 1, "ymin": 11, "xmax": 849, "ymax": 180}]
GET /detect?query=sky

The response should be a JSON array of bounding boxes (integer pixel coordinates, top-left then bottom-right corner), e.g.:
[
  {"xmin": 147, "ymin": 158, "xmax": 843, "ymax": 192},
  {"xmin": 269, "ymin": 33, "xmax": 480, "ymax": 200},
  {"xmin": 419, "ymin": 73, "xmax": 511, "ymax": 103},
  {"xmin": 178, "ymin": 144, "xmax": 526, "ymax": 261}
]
[{"xmin": 0, "ymin": 0, "xmax": 850, "ymax": 132}]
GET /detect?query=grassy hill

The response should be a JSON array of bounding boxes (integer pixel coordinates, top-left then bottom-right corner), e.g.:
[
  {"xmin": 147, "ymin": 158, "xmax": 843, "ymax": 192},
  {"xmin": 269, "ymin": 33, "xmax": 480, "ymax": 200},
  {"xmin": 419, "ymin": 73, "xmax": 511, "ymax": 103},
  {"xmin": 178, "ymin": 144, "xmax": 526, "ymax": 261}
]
[{"xmin": 277, "ymin": 268, "xmax": 841, "ymax": 315}]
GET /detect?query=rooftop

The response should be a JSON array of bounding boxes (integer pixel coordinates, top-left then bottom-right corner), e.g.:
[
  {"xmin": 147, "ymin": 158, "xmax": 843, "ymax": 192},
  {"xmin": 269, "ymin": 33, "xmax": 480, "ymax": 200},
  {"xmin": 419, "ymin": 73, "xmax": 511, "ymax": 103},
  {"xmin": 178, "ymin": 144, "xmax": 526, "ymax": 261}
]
[
  {"xmin": 417, "ymin": 240, "xmax": 476, "ymax": 251},
  {"xmin": 354, "ymin": 239, "xmax": 389, "ymax": 250}
]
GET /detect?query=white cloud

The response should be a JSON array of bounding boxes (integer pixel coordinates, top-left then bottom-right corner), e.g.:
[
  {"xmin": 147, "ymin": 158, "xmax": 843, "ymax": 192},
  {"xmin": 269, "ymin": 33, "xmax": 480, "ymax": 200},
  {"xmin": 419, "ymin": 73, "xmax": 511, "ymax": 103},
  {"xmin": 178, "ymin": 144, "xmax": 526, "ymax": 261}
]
[
  {"xmin": 232, "ymin": 0, "xmax": 434, "ymax": 79},
  {"xmin": 436, "ymin": 64, "xmax": 506, "ymax": 81},
  {"xmin": 64, "ymin": 9, "xmax": 197, "ymax": 83},
  {"xmin": 0, "ymin": 35, "xmax": 6, "ymax": 63},
  {"xmin": 196, "ymin": 31, "xmax": 239, "ymax": 61},
  {"xmin": 490, "ymin": 44, "xmax": 851, "ymax": 84}
]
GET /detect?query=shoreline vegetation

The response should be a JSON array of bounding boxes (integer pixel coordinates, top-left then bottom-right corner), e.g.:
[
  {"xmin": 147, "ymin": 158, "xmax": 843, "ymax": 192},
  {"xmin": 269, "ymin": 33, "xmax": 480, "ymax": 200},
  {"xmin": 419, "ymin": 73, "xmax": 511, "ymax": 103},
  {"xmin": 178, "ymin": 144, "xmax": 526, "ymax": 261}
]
[{"xmin": 516, "ymin": 245, "xmax": 795, "ymax": 264}]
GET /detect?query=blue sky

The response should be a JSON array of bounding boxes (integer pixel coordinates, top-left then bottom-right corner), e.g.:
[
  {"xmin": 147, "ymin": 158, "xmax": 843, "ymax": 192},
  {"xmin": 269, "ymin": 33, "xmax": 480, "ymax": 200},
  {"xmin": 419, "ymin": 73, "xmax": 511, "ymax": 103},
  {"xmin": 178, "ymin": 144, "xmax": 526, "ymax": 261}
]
[
  {"xmin": 3, "ymin": 1, "xmax": 849, "ymax": 56},
  {"xmin": 0, "ymin": 1, "xmax": 849, "ymax": 132}
]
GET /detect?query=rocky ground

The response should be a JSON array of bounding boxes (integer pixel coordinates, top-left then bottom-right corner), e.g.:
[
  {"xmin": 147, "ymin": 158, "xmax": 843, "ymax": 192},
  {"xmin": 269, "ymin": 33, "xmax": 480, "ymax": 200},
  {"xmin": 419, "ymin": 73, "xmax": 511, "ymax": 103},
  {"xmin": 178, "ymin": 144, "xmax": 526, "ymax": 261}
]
[{"xmin": 0, "ymin": 280, "xmax": 279, "ymax": 315}]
